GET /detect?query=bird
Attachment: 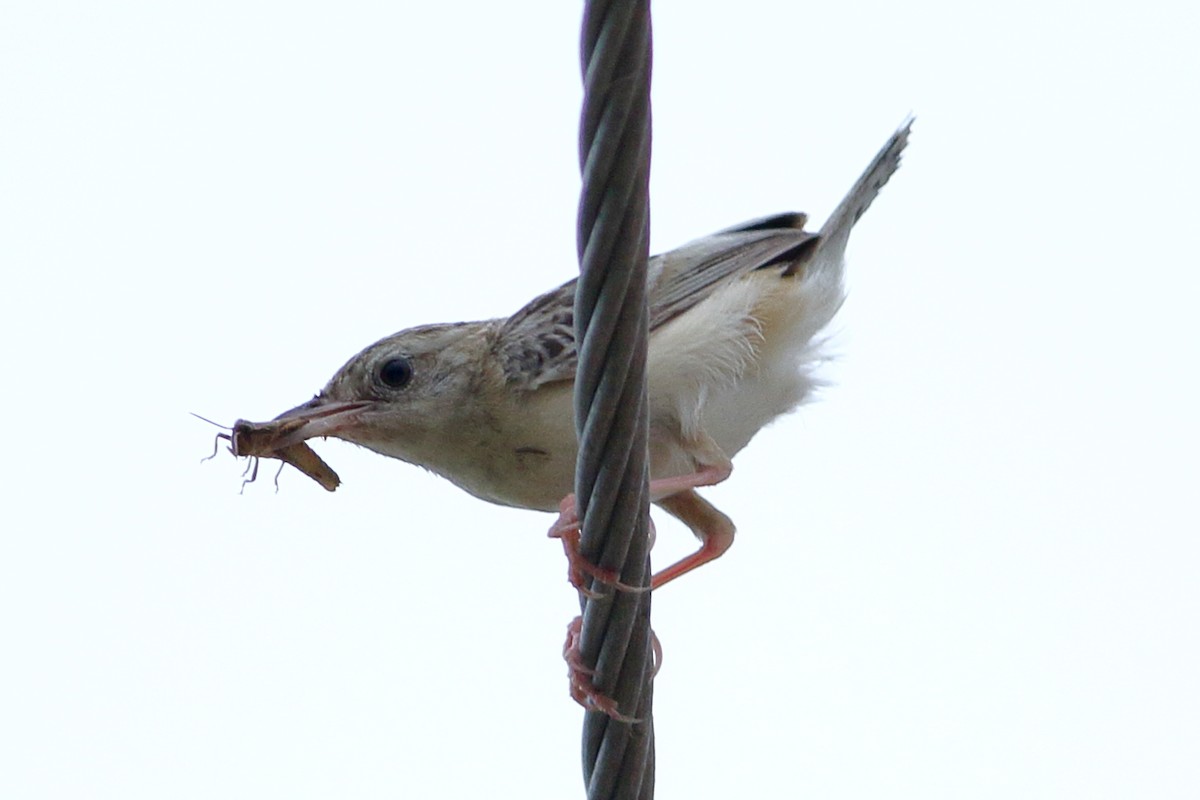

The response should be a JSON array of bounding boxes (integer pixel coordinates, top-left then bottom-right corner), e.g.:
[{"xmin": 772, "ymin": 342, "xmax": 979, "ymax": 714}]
[{"xmin": 265, "ymin": 121, "xmax": 910, "ymax": 589}]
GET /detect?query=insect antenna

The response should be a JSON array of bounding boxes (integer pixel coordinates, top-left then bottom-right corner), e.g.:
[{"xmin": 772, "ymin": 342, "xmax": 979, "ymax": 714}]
[{"xmin": 192, "ymin": 413, "xmax": 235, "ymax": 462}]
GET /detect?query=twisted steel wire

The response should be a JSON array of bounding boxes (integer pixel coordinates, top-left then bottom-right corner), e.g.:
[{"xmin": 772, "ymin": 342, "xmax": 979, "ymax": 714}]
[{"xmin": 572, "ymin": 1, "xmax": 655, "ymax": 798}]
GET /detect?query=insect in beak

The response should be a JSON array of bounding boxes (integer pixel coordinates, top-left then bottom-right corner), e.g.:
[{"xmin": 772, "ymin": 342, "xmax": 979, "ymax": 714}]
[{"xmin": 193, "ymin": 413, "xmax": 342, "ymax": 492}]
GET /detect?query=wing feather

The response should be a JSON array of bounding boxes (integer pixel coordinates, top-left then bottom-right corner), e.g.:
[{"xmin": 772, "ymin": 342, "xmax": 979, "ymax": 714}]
[{"xmin": 497, "ymin": 215, "xmax": 818, "ymax": 390}]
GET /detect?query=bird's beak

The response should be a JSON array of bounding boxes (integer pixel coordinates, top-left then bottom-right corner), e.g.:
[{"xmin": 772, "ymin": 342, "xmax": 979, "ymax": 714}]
[{"xmin": 269, "ymin": 397, "xmax": 376, "ymax": 448}]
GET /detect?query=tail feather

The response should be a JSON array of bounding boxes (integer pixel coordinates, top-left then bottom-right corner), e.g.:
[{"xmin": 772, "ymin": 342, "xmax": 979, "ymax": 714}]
[{"xmin": 817, "ymin": 118, "xmax": 912, "ymax": 262}]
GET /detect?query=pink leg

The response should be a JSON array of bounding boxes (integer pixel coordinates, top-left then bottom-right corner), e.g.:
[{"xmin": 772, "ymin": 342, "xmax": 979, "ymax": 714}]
[
  {"xmin": 651, "ymin": 490, "xmax": 736, "ymax": 589},
  {"xmin": 643, "ymin": 450, "xmax": 734, "ymax": 588},
  {"xmin": 549, "ymin": 436, "xmax": 735, "ymax": 591},
  {"xmin": 647, "ymin": 461, "xmax": 731, "ymax": 501}
]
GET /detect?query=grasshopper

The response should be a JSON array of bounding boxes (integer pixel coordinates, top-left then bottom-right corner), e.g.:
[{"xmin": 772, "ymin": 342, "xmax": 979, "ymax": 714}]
[{"xmin": 197, "ymin": 414, "xmax": 340, "ymax": 492}]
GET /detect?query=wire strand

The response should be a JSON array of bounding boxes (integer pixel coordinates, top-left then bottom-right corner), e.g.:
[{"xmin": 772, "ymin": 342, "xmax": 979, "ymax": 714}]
[{"xmin": 573, "ymin": 1, "xmax": 655, "ymax": 798}]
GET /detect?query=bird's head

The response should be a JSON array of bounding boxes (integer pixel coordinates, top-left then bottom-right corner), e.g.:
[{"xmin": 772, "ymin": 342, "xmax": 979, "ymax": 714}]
[{"xmin": 269, "ymin": 321, "xmax": 497, "ymax": 463}]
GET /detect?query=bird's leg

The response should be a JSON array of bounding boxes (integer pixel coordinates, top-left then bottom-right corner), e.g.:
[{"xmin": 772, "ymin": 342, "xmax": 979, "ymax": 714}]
[
  {"xmin": 651, "ymin": 490, "xmax": 736, "ymax": 589},
  {"xmin": 549, "ymin": 434, "xmax": 734, "ymax": 591},
  {"xmin": 645, "ymin": 434, "xmax": 735, "ymax": 587},
  {"xmin": 647, "ymin": 430, "xmax": 733, "ymax": 500}
]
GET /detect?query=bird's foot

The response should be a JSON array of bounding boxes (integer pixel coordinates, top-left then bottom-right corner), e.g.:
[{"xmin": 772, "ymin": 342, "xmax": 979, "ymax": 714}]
[
  {"xmin": 548, "ymin": 495, "xmax": 649, "ymax": 597},
  {"xmin": 563, "ymin": 617, "xmax": 661, "ymax": 723}
]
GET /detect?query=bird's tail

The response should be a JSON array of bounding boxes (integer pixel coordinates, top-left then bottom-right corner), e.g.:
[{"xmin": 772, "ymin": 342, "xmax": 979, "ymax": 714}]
[
  {"xmin": 770, "ymin": 119, "xmax": 910, "ymax": 352},
  {"xmin": 811, "ymin": 118, "xmax": 912, "ymax": 269}
]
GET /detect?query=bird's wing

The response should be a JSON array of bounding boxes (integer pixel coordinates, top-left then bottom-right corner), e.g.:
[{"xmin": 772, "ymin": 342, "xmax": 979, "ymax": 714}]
[
  {"xmin": 495, "ymin": 281, "xmax": 579, "ymax": 390},
  {"xmin": 646, "ymin": 216, "xmax": 817, "ymax": 328},
  {"xmin": 497, "ymin": 215, "xmax": 818, "ymax": 391}
]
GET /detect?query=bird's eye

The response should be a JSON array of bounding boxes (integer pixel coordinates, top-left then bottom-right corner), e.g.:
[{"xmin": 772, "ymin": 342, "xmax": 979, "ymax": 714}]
[{"xmin": 378, "ymin": 356, "xmax": 413, "ymax": 389}]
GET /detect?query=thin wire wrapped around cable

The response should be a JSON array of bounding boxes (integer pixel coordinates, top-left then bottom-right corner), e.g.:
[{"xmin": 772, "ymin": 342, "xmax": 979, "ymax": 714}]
[{"xmin": 573, "ymin": 1, "xmax": 655, "ymax": 799}]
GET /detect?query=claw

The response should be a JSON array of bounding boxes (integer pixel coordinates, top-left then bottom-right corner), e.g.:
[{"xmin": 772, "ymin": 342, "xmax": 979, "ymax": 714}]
[
  {"xmin": 548, "ymin": 495, "xmax": 651, "ymax": 596},
  {"xmin": 562, "ymin": 617, "xmax": 642, "ymax": 723}
]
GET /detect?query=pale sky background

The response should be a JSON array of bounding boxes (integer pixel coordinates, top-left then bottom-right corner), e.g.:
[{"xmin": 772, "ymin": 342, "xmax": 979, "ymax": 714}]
[{"xmin": 2, "ymin": 1, "xmax": 1198, "ymax": 798}]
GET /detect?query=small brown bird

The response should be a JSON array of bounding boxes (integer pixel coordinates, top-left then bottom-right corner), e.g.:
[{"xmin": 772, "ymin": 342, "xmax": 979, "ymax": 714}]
[{"xmin": 267, "ymin": 122, "xmax": 909, "ymax": 588}]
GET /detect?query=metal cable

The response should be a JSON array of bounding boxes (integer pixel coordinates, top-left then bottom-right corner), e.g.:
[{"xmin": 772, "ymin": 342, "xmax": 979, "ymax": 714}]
[{"xmin": 573, "ymin": 1, "xmax": 655, "ymax": 798}]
